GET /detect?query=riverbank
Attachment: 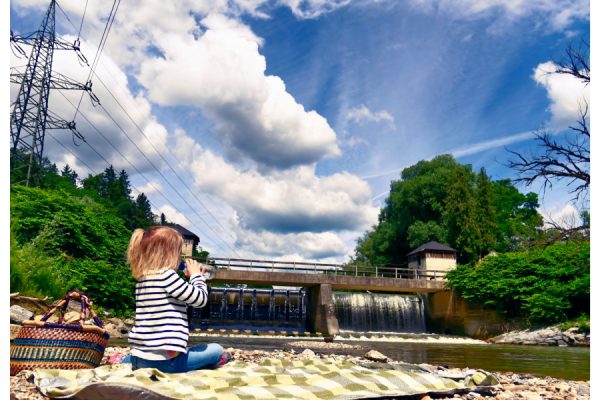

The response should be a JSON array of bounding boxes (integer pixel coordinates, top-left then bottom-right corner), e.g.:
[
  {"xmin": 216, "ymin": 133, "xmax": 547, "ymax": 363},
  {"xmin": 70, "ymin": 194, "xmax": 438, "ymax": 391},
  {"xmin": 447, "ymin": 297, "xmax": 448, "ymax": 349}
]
[{"xmin": 10, "ymin": 346, "xmax": 590, "ymax": 400}]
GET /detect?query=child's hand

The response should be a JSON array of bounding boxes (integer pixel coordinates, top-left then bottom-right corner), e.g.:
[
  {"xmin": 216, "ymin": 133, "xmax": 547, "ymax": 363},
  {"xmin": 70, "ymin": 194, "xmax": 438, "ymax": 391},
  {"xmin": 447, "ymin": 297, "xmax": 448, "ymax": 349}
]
[{"xmin": 184, "ymin": 259, "xmax": 206, "ymax": 278}]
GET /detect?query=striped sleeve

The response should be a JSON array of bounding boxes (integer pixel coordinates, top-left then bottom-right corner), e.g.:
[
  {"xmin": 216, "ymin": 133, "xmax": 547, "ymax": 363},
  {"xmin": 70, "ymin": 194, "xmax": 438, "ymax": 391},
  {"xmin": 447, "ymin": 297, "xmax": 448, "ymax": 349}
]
[{"xmin": 163, "ymin": 270, "xmax": 208, "ymax": 307}]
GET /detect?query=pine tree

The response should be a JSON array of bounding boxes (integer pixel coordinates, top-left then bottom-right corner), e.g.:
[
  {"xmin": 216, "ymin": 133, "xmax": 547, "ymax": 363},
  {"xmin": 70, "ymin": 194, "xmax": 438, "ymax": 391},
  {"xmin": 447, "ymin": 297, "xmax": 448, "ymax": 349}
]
[
  {"xmin": 444, "ymin": 167, "xmax": 479, "ymax": 263},
  {"xmin": 60, "ymin": 164, "xmax": 78, "ymax": 186},
  {"xmin": 474, "ymin": 168, "xmax": 497, "ymax": 258}
]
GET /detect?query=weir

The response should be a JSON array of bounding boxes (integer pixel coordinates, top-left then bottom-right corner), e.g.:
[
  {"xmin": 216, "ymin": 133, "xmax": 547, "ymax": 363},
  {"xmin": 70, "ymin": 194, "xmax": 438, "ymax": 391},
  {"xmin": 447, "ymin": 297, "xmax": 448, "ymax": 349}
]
[
  {"xmin": 189, "ymin": 257, "xmax": 448, "ymax": 336},
  {"xmin": 191, "ymin": 287, "xmax": 427, "ymax": 334},
  {"xmin": 334, "ymin": 292, "xmax": 426, "ymax": 333}
]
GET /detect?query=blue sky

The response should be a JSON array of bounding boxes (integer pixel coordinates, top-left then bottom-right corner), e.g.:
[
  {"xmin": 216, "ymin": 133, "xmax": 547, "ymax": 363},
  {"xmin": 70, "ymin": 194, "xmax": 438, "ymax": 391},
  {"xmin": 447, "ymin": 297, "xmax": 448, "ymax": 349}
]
[{"xmin": 9, "ymin": 0, "xmax": 590, "ymax": 262}]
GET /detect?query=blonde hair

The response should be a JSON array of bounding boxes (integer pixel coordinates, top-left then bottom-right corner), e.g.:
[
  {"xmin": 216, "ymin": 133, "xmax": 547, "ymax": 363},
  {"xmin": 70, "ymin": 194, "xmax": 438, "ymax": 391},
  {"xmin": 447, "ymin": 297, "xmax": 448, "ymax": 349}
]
[{"xmin": 127, "ymin": 226, "xmax": 183, "ymax": 280}]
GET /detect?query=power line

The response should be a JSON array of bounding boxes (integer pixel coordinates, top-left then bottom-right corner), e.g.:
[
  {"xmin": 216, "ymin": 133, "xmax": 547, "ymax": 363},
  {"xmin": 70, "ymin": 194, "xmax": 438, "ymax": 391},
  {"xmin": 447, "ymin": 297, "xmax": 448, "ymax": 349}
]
[
  {"xmin": 35, "ymin": 0, "xmax": 240, "ymax": 254},
  {"xmin": 89, "ymin": 70, "xmax": 238, "ymax": 243},
  {"xmin": 46, "ymin": 130, "xmax": 167, "ymax": 221},
  {"xmin": 73, "ymin": 0, "xmax": 120, "ymax": 120},
  {"xmin": 76, "ymin": 0, "xmax": 89, "ymax": 40},
  {"xmin": 97, "ymin": 100, "xmax": 241, "ymax": 256},
  {"xmin": 55, "ymin": 90, "xmax": 238, "ymax": 255}
]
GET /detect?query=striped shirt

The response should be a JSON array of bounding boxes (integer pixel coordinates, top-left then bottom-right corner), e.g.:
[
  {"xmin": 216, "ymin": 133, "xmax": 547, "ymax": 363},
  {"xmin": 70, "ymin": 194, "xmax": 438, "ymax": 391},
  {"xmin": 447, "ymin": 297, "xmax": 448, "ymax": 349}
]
[{"xmin": 129, "ymin": 269, "xmax": 207, "ymax": 358}]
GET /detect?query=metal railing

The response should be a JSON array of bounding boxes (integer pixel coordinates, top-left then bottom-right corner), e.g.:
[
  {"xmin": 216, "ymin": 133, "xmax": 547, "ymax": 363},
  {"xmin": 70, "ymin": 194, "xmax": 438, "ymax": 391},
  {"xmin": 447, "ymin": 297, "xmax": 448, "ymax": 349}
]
[{"xmin": 193, "ymin": 257, "xmax": 448, "ymax": 281}]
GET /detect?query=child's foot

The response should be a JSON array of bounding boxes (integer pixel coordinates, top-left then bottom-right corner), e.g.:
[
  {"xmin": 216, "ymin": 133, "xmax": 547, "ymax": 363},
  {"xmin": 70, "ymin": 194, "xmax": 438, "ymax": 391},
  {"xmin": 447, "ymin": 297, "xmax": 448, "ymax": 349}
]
[
  {"xmin": 108, "ymin": 352, "xmax": 126, "ymax": 364},
  {"xmin": 215, "ymin": 351, "xmax": 232, "ymax": 367}
]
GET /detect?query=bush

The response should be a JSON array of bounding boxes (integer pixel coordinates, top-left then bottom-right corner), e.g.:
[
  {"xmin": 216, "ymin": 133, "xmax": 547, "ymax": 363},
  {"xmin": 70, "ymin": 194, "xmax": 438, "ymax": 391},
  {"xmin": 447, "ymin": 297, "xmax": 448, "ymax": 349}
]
[
  {"xmin": 446, "ymin": 241, "xmax": 589, "ymax": 325},
  {"xmin": 10, "ymin": 234, "xmax": 67, "ymax": 300},
  {"xmin": 64, "ymin": 258, "xmax": 136, "ymax": 314},
  {"xmin": 11, "ymin": 185, "xmax": 136, "ymax": 315}
]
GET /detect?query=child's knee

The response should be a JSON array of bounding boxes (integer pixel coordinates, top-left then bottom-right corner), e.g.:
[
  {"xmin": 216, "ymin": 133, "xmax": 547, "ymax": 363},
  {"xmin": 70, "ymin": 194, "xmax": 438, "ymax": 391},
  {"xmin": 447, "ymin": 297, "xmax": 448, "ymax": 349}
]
[{"xmin": 209, "ymin": 343, "xmax": 224, "ymax": 355}]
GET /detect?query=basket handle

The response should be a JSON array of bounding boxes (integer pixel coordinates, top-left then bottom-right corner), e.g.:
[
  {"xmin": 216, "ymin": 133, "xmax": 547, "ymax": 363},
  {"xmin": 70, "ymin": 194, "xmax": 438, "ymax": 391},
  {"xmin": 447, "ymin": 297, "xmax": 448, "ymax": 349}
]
[{"xmin": 41, "ymin": 290, "xmax": 104, "ymax": 328}]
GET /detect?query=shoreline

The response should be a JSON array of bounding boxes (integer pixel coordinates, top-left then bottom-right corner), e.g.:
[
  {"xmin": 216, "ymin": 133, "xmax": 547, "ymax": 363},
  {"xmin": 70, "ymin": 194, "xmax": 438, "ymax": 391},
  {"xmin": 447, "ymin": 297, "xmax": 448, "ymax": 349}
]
[{"xmin": 10, "ymin": 345, "xmax": 590, "ymax": 400}]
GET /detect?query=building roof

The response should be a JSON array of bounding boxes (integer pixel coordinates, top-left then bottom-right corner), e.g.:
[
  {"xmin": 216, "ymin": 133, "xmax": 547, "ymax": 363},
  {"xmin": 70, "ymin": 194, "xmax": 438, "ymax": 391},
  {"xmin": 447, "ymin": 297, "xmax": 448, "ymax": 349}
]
[
  {"xmin": 407, "ymin": 241, "xmax": 457, "ymax": 256},
  {"xmin": 169, "ymin": 223, "xmax": 200, "ymax": 242}
]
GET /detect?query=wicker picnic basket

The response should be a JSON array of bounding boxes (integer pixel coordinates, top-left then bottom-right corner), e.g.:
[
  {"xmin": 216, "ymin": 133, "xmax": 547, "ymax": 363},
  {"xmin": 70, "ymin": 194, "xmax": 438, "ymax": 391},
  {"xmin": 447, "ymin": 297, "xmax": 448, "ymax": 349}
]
[{"xmin": 10, "ymin": 290, "xmax": 110, "ymax": 376}]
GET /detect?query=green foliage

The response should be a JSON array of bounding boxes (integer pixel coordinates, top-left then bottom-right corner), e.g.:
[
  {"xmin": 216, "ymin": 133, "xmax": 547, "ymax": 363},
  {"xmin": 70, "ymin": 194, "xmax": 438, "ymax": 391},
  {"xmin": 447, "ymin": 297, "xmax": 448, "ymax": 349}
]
[
  {"xmin": 446, "ymin": 242, "xmax": 590, "ymax": 325},
  {"xmin": 560, "ymin": 315, "xmax": 590, "ymax": 334},
  {"xmin": 407, "ymin": 221, "xmax": 446, "ymax": 249},
  {"xmin": 353, "ymin": 155, "xmax": 543, "ymax": 265},
  {"xmin": 10, "ymin": 185, "xmax": 138, "ymax": 313},
  {"xmin": 10, "ymin": 234, "xmax": 68, "ymax": 300},
  {"xmin": 64, "ymin": 259, "xmax": 136, "ymax": 314}
]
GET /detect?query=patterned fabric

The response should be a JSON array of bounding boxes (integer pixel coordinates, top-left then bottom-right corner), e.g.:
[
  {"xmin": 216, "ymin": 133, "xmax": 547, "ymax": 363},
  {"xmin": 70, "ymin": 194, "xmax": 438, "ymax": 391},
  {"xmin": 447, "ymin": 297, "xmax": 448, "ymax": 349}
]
[
  {"xmin": 129, "ymin": 270, "xmax": 207, "ymax": 357},
  {"xmin": 32, "ymin": 358, "xmax": 469, "ymax": 399}
]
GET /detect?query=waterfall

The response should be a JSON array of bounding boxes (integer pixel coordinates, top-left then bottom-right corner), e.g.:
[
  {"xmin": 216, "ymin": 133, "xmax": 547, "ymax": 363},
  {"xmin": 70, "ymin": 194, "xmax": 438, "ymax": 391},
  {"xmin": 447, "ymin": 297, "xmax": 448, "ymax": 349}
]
[{"xmin": 333, "ymin": 292, "xmax": 426, "ymax": 333}]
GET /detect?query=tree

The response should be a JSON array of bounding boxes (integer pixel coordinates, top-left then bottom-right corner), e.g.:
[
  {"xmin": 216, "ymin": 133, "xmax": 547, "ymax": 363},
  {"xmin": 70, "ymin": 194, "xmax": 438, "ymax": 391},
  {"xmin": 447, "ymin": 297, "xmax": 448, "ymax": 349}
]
[
  {"xmin": 507, "ymin": 42, "xmax": 590, "ymax": 204},
  {"xmin": 353, "ymin": 155, "xmax": 543, "ymax": 266},
  {"xmin": 60, "ymin": 164, "xmax": 78, "ymax": 186},
  {"xmin": 474, "ymin": 168, "xmax": 497, "ymax": 257},
  {"xmin": 507, "ymin": 110, "xmax": 589, "ymax": 202},
  {"xmin": 444, "ymin": 167, "xmax": 479, "ymax": 263}
]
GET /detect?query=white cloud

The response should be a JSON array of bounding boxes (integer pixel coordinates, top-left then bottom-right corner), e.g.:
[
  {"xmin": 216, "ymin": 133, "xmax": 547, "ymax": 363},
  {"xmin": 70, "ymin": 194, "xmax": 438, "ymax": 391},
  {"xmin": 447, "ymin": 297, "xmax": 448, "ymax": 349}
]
[
  {"xmin": 409, "ymin": 0, "xmax": 589, "ymax": 31},
  {"xmin": 236, "ymin": 228, "xmax": 348, "ymax": 259},
  {"xmin": 278, "ymin": 0, "xmax": 352, "ymax": 18},
  {"xmin": 137, "ymin": 14, "xmax": 341, "ymax": 169},
  {"xmin": 154, "ymin": 204, "xmax": 192, "ymax": 227},
  {"xmin": 347, "ymin": 105, "xmax": 395, "ymax": 127},
  {"xmin": 131, "ymin": 181, "xmax": 163, "ymax": 198},
  {"xmin": 540, "ymin": 202, "xmax": 582, "ymax": 229},
  {"xmin": 533, "ymin": 61, "xmax": 590, "ymax": 130},
  {"xmin": 172, "ymin": 131, "xmax": 378, "ymax": 233},
  {"xmin": 10, "ymin": 35, "xmax": 169, "ymax": 177}
]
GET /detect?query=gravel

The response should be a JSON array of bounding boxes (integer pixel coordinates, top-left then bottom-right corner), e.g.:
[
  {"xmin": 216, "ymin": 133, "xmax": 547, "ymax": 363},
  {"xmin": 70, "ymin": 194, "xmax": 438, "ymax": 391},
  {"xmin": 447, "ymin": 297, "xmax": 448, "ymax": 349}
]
[{"xmin": 10, "ymin": 346, "xmax": 590, "ymax": 400}]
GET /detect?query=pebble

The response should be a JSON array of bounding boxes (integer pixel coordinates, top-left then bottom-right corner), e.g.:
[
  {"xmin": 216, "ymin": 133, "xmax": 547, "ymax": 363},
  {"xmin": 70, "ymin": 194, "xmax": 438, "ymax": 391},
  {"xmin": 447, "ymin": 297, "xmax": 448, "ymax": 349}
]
[{"xmin": 9, "ymin": 346, "xmax": 590, "ymax": 400}]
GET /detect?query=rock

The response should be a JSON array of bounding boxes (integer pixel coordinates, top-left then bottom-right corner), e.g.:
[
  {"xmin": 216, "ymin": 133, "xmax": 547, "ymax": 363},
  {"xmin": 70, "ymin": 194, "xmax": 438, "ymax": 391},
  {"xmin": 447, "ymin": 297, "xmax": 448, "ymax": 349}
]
[
  {"xmin": 63, "ymin": 311, "xmax": 81, "ymax": 324},
  {"xmin": 10, "ymin": 305, "xmax": 34, "ymax": 324},
  {"xmin": 504, "ymin": 384, "xmax": 530, "ymax": 391},
  {"xmin": 519, "ymin": 392, "xmax": 543, "ymax": 400},
  {"xmin": 102, "ymin": 319, "xmax": 130, "ymax": 338},
  {"xmin": 300, "ymin": 349, "xmax": 316, "ymax": 359},
  {"xmin": 10, "ymin": 324, "xmax": 21, "ymax": 340},
  {"xmin": 123, "ymin": 318, "xmax": 135, "ymax": 326},
  {"xmin": 466, "ymin": 392, "xmax": 482, "ymax": 399},
  {"xmin": 66, "ymin": 300, "xmax": 83, "ymax": 313},
  {"xmin": 364, "ymin": 350, "xmax": 389, "ymax": 362},
  {"xmin": 34, "ymin": 314, "xmax": 59, "ymax": 323}
]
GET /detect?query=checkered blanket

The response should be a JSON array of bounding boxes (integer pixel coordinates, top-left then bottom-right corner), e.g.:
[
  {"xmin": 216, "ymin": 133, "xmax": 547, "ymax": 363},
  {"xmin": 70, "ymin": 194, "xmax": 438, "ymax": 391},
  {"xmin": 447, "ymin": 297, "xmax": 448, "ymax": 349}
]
[{"xmin": 32, "ymin": 358, "xmax": 472, "ymax": 399}]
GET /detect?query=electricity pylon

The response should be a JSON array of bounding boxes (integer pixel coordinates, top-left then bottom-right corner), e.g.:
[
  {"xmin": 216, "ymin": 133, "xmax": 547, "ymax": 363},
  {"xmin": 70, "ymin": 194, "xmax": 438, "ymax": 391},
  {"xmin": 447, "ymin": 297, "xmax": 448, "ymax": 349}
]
[{"xmin": 10, "ymin": 0, "xmax": 98, "ymax": 186}]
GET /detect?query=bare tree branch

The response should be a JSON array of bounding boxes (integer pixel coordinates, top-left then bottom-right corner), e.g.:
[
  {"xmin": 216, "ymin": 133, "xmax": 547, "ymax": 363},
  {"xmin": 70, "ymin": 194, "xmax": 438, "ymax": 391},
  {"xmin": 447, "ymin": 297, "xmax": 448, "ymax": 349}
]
[
  {"xmin": 554, "ymin": 41, "xmax": 590, "ymax": 85},
  {"xmin": 506, "ymin": 106, "xmax": 590, "ymax": 202}
]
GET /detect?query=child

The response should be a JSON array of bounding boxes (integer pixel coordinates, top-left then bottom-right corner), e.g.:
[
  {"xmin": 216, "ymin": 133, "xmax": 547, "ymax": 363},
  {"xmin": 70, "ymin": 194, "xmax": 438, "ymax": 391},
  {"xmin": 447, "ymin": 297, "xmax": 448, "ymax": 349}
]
[{"xmin": 113, "ymin": 226, "xmax": 231, "ymax": 372}]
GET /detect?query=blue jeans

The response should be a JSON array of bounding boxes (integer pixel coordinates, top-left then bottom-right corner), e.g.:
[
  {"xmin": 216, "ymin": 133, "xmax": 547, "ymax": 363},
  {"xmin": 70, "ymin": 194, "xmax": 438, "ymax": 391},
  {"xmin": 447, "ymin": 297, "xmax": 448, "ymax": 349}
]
[{"xmin": 124, "ymin": 343, "xmax": 224, "ymax": 373}]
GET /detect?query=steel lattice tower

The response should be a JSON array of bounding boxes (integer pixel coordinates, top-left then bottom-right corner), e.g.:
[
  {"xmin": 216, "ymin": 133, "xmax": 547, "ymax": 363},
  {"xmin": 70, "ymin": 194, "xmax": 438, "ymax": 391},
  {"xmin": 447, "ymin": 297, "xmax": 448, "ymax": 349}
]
[{"xmin": 10, "ymin": 0, "xmax": 96, "ymax": 186}]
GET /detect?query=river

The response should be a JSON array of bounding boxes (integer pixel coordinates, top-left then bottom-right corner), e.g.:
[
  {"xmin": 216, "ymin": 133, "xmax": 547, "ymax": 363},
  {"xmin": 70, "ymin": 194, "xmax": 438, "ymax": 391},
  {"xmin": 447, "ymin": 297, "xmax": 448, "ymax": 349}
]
[
  {"xmin": 110, "ymin": 332, "xmax": 589, "ymax": 381},
  {"xmin": 183, "ymin": 334, "xmax": 589, "ymax": 381}
]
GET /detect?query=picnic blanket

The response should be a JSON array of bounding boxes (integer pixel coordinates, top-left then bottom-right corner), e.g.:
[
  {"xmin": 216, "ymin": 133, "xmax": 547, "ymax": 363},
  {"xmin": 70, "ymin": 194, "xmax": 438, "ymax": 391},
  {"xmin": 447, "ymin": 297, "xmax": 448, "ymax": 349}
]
[{"xmin": 31, "ymin": 358, "xmax": 485, "ymax": 400}]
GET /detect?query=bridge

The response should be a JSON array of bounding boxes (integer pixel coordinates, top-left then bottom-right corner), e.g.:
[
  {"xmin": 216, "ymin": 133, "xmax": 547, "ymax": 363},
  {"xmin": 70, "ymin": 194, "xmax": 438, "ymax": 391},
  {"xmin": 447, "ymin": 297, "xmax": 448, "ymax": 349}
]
[
  {"xmin": 207, "ymin": 257, "xmax": 448, "ymax": 293},
  {"xmin": 198, "ymin": 257, "xmax": 449, "ymax": 337}
]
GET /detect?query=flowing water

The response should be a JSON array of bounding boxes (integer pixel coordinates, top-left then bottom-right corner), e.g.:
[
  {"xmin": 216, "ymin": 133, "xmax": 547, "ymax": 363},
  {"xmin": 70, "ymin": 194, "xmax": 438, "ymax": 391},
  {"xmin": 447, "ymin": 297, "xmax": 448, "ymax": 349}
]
[{"xmin": 334, "ymin": 292, "xmax": 426, "ymax": 333}]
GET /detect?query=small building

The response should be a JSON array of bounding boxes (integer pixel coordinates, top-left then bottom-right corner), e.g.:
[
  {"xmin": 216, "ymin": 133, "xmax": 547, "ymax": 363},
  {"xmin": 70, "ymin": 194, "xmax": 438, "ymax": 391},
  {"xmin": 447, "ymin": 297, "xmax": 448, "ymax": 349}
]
[
  {"xmin": 169, "ymin": 223, "xmax": 200, "ymax": 257},
  {"xmin": 407, "ymin": 241, "xmax": 457, "ymax": 276}
]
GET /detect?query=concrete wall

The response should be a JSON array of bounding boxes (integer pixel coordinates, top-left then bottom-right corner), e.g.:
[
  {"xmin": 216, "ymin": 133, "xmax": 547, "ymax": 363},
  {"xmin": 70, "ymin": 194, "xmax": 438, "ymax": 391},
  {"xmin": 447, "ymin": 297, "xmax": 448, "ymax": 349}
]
[
  {"xmin": 182, "ymin": 239, "xmax": 194, "ymax": 257},
  {"xmin": 423, "ymin": 257, "xmax": 456, "ymax": 272},
  {"xmin": 423, "ymin": 290, "xmax": 524, "ymax": 339},
  {"xmin": 305, "ymin": 284, "xmax": 339, "ymax": 337}
]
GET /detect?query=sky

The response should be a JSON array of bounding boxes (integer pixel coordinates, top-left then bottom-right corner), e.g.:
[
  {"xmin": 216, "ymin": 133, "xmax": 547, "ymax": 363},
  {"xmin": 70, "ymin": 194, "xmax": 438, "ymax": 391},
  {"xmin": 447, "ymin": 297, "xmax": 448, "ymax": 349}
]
[{"xmin": 8, "ymin": 0, "xmax": 591, "ymax": 263}]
